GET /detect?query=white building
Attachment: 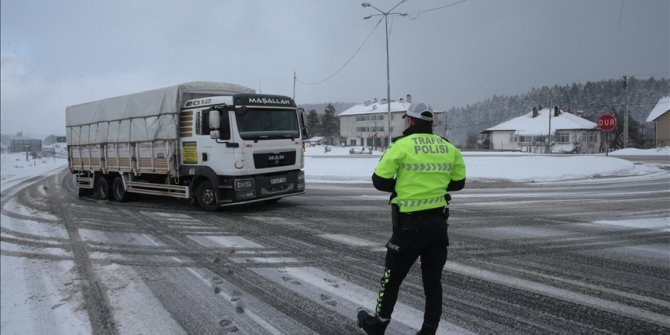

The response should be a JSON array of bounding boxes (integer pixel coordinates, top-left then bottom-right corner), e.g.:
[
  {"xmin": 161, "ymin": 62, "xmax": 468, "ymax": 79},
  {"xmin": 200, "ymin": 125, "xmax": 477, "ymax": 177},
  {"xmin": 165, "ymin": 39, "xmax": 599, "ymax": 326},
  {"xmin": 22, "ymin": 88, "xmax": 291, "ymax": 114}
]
[
  {"xmin": 480, "ymin": 107, "xmax": 601, "ymax": 153},
  {"xmin": 646, "ymin": 96, "xmax": 670, "ymax": 148},
  {"xmin": 337, "ymin": 95, "xmax": 445, "ymax": 147}
]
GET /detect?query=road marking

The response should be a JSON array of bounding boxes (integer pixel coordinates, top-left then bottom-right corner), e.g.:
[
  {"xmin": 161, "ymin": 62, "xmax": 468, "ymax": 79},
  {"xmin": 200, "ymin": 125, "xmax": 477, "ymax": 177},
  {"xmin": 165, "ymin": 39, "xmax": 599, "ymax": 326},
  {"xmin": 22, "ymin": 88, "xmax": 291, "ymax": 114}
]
[
  {"xmin": 230, "ymin": 257, "xmax": 300, "ymax": 264},
  {"xmin": 318, "ymin": 234, "xmax": 379, "ymax": 247},
  {"xmin": 187, "ymin": 235, "xmax": 264, "ymax": 249},
  {"xmin": 244, "ymin": 216, "xmax": 299, "ymax": 225},
  {"xmin": 447, "ymin": 261, "xmax": 670, "ymax": 327},
  {"xmin": 252, "ymin": 266, "xmax": 474, "ymax": 335}
]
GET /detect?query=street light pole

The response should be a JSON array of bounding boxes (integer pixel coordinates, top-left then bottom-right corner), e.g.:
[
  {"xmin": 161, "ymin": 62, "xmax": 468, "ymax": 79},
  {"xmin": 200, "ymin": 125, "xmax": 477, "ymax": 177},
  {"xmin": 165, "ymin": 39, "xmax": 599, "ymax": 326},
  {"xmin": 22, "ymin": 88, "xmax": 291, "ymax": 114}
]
[{"xmin": 362, "ymin": 1, "xmax": 407, "ymax": 147}]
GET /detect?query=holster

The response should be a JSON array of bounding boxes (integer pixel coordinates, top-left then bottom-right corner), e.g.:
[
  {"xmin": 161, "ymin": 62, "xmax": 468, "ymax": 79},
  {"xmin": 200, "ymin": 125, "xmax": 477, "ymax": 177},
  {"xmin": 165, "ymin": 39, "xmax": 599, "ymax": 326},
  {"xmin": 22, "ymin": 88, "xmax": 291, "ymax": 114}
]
[{"xmin": 391, "ymin": 204, "xmax": 400, "ymax": 233}]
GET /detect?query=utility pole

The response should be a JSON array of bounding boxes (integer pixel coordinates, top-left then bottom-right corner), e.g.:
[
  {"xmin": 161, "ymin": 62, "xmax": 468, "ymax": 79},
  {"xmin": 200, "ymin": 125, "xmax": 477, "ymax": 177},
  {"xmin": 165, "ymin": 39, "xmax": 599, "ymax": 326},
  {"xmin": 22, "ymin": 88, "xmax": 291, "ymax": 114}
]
[
  {"xmin": 623, "ymin": 75, "xmax": 629, "ymax": 148},
  {"xmin": 362, "ymin": 1, "xmax": 408, "ymax": 147},
  {"xmin": 293, "ymin": 71, "xmax": 296, "ymax": 100},
  {"xmin": 547, "ymin": 104, "xmax": 553, "ymax": 154}
]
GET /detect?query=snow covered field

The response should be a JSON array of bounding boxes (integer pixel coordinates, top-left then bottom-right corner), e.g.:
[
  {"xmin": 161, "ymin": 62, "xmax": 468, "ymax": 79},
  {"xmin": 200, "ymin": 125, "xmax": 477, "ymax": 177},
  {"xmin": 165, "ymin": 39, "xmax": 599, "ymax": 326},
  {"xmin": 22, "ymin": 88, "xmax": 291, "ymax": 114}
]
[
  {"xmin": 304, "ymin": 145, "xmax": 669, "ymax": 183},
  {"xmin": 2, "ymin": 146, "xmax": 668, "ymax": 188}
]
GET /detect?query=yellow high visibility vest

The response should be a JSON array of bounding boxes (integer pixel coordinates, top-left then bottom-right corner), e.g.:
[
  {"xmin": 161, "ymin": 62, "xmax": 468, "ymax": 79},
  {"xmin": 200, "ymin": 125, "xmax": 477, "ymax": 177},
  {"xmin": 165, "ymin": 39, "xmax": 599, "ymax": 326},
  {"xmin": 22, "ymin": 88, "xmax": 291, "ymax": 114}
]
[{"xmin": 374, "ymin": 133, "xmax": 466, "ymax": 213}]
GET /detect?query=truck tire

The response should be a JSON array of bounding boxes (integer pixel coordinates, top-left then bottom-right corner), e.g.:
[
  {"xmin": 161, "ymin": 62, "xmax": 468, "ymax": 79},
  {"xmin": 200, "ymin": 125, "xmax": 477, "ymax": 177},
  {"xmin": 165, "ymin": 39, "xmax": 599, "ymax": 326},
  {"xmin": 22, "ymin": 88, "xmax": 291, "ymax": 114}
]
[
  {"xmin": 97, "ymin": 176, "xmax": 111, "ymax": 200},
  {"xmin": 196, "ymin": 180, "xmax": 219, "ymax": 211},
  {"xmin": 112, "ymin": 176, "xmax": 128, "ymax": 202}
]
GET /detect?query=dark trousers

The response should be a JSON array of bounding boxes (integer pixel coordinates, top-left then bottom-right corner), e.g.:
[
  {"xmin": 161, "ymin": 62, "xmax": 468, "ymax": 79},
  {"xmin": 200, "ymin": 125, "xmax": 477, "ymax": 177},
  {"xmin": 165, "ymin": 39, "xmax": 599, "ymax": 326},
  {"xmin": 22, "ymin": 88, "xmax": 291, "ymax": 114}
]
[{"xmin": 375, "ymin": 207, "xmax": 449, "ymax": 328}]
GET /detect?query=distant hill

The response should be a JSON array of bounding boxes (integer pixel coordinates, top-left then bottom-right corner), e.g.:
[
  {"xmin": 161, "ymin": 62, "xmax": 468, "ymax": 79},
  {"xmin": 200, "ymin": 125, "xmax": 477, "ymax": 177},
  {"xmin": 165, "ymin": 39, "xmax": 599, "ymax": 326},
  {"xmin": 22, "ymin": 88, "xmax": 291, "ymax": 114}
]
[
  {"xmin": 444, "ymin": 76, "xmax": 669, "ymax": 147},
  {"xmin": 298, "ymin": 77, "xmax": 669, "ymax": 148}
]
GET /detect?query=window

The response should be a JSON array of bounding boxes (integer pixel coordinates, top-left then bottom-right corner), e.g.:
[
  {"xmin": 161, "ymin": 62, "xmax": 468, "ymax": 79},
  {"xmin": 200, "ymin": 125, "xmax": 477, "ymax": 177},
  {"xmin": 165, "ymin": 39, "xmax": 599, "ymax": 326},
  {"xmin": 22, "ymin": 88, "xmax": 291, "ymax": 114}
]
[
  {"xmin": 356, "ymin": 114, "xmax": 384, "ymax": 121},
  {"xmin": 197, "ymin": 110, "xmax": 231, "ymax": 139},
  {"xmin": 235, "ymin": 109, "xmax": 299, "ymax": 140},
  {"xmin": 518, "ymin": 135, "xmax": 546, "ymax": 144},
  {"xmin": 555, "ymin": 132, "xmax": 570, "ymax": 144},
  {"xmin": 355, "ymin": 126, "xmax": 384, "ymax": 133}
]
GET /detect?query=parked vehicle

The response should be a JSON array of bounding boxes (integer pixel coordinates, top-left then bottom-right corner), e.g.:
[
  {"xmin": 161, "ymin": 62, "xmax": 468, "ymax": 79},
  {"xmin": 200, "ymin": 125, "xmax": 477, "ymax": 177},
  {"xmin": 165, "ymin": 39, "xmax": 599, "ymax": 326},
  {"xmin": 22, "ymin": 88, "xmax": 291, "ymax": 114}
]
[{"xmin": 66, "ymin": 81, "xmax": 307, "ymax": 210}]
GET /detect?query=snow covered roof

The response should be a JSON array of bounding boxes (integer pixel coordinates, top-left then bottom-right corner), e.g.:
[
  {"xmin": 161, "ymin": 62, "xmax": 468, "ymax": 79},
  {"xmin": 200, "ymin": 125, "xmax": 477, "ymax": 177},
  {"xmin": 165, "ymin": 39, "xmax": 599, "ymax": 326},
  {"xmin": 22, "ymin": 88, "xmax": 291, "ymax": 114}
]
[
  {"xmin": 485, "ymin": 108, "xmax": 597, "ymax": 135},
  {"xmin": 646, "ymin": 96, "xmax": 669, "ymax": 122},
  {"xmin": 337, "ymin": 101, "xmax": 411, "ymax": 117}
]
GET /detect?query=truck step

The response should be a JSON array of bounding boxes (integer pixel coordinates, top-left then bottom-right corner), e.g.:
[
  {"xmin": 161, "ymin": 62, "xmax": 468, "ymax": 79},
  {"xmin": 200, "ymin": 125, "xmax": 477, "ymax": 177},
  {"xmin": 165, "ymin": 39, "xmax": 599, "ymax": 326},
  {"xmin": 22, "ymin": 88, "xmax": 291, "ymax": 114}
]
[{"xmin": 126, "ymin": 181, "xmax": 190, "ymax": 199}]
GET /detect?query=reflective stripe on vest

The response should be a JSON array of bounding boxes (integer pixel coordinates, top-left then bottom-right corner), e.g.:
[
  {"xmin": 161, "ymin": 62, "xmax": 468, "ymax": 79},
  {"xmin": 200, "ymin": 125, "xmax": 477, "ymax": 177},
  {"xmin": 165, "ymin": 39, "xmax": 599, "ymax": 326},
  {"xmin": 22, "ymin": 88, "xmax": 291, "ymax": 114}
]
[
  {"xmin": 396, "ymin": 195, "xmax": 445, "ymax": 209},
  {"xmin": 401, "ymin": 163, "xmax": 453, "ymax": 172}
]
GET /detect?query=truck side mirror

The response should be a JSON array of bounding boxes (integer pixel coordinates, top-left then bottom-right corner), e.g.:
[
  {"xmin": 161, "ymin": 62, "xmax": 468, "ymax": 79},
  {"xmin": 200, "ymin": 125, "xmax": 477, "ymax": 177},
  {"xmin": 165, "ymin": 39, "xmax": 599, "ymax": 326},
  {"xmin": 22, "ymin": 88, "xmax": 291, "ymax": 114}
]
[
  {"xmin": 209, "ymin": 109, "xmax": 221, "ymax": 139},
  {"xmin": 297, "ymin": 108, "xmax": 309, "ymax": 138},
  {"xmin": 209, "ymin": 110, "xmax": 220, "ymax": 130}
]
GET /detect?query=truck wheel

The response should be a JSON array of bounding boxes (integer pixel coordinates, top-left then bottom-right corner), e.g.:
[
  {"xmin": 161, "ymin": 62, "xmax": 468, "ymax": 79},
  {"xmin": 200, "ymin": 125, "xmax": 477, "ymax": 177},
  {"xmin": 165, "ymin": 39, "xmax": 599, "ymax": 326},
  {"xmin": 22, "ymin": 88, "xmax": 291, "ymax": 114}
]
[
  {"xmin": 112, "ymin": 176, "xmax": 128, "ymax": 202},
  {"xmin": 97, "ymin": 176, "xmax": 111, "ymax": 200},
  {"xmin": 196, "ymin": 180, "xmax": 219, "ymax": 211}
]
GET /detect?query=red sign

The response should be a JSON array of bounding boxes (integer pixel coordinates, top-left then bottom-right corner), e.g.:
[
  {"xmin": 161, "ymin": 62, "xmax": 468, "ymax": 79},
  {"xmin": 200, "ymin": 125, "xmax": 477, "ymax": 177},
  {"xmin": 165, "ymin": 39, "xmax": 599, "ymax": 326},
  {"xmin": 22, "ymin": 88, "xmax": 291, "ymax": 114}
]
[{"xmin": 598, "ymin": 114, "xmax": 617, "ymax": 132}]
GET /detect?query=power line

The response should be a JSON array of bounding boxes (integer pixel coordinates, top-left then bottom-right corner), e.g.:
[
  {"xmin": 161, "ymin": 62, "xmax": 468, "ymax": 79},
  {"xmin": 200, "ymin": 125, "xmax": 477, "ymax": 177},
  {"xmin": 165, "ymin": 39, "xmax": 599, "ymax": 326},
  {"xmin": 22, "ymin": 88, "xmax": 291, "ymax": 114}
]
[
  {"xmin": 296, "ymin": 17, "xmax": 383, "ymax": 86},
  {"xmin": 296, "ymin": 1, "xmax": 469, "ymax": 86},
  {"xmin": 409, "ymin": 0, "xmax": 467, "ymax": 19}
]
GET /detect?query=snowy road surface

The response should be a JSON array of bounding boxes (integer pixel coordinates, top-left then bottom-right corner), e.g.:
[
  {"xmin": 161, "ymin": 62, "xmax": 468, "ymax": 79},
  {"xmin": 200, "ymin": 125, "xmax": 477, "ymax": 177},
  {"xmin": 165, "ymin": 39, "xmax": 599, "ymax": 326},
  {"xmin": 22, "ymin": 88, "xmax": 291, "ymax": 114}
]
[{"xmin": 1, "ymin": 151, "xmax": 669, "ymax": 334}]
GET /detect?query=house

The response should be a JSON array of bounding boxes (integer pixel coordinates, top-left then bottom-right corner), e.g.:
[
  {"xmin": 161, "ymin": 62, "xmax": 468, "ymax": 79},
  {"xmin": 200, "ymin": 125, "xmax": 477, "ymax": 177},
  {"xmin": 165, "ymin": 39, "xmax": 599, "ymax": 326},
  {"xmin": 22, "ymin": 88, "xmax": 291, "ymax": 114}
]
[
  {"xmin": 337, "ymin": 94, "xmax": 445, "ymax": 147},
  {"xmin": 43, "ymin": 134, "xmax": 67, "ymax": 146},
  {"xmin": 646, "ymin": 96, "xmax": 670, "ymax": 148},
  {"xmin": 480, "ymin": 107, "xmax": 601, "ymax": 153},
  {"xmin": 8, "ymin": 135, "xmax": 42, "ymax": 153}
]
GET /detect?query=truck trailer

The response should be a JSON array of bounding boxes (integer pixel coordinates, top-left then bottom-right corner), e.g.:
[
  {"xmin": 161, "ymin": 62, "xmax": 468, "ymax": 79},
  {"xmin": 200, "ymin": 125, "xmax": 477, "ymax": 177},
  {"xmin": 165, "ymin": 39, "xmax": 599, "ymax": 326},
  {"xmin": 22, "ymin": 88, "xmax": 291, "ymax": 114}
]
[{"xmin": 66, "ymin": 81, "xmax": 307, "ymax": 210}]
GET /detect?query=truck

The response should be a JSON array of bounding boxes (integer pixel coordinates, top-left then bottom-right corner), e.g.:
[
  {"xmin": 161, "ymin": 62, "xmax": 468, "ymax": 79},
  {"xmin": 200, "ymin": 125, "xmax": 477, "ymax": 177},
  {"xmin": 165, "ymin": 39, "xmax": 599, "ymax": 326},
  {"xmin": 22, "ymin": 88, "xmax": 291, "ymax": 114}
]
[{"xmin": 66, "ymin": 81, "xmax": 307, "ymax": 210}]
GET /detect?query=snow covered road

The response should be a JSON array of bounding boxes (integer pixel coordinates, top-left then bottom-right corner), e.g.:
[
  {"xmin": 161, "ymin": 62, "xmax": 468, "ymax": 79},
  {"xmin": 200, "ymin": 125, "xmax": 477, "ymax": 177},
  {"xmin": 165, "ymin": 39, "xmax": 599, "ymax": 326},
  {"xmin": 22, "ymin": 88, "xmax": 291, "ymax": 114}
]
[{"xmin": 2, "ymin": 151, "xmax": 669, "ymax": 334}]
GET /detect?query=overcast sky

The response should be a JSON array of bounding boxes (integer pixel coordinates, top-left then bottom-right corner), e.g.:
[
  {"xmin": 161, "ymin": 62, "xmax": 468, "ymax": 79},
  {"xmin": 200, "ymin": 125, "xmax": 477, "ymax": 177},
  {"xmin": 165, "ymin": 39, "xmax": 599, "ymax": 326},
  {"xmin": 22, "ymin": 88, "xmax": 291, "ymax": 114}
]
[{"xmin": 1, "ymin": 0, "xmax": 668, "ymax": 136}]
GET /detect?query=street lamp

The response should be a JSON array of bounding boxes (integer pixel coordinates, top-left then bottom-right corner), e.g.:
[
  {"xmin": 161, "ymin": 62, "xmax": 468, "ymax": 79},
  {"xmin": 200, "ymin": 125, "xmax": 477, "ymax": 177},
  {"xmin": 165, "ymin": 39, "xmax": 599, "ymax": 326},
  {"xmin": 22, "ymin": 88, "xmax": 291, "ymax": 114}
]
[{"xmin": 362, "ymin": 1, "xmax": 408, "ymax": 147}]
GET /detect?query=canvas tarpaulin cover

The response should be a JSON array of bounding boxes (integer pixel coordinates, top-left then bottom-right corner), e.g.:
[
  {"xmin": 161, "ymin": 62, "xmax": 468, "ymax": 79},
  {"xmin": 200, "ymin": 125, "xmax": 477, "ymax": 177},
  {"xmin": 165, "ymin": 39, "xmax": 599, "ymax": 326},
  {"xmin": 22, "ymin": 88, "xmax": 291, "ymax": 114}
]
[{"xmin": 66, "ymin": 82, "xmax": 254, "ymax": 145}]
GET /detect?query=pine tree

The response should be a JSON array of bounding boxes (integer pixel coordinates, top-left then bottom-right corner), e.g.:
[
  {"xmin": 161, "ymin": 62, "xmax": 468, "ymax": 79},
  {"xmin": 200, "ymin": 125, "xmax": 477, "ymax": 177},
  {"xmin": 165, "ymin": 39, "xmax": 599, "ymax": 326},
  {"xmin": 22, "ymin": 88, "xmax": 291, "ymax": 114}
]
[
  {"xmin": 321, "ymin": 103, "xmax": 340, "ymax": 141},
  {"xmin": 306, "ymin": 109, "xmax": 321, "ymax": 136}
]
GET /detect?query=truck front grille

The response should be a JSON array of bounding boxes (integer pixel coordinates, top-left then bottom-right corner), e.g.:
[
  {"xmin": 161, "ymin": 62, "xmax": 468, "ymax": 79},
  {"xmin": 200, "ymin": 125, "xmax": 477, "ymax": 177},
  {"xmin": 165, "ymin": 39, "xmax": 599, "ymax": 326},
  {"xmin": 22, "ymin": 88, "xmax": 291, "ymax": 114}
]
[{"xmin": 253, "ymin": 151, "xmax": 296, "ymax": 168}]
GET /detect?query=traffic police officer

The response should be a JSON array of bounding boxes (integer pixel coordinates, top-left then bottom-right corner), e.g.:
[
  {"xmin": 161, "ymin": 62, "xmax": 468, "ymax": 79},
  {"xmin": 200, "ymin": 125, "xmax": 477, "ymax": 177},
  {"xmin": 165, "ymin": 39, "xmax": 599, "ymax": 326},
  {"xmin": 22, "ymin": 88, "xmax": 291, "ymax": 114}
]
[{"xmin": 357, "ymin": 102, "xmax": 466, "ymax": 335}]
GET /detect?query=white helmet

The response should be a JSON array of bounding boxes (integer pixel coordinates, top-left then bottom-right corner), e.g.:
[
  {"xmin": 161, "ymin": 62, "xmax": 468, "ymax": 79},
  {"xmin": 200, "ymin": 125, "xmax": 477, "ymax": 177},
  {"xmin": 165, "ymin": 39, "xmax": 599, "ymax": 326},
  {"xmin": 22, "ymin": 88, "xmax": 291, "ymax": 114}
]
[{"xmin": 403, "ymin": 102, "xmax": 434, "ymax": 122}]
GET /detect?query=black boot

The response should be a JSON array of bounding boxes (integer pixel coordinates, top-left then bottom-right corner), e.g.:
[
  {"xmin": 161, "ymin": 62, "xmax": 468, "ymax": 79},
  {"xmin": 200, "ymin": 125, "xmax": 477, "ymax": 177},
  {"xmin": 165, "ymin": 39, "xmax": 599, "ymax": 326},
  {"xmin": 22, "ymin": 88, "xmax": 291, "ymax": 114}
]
[
  {"xmin": 416, "ymin": 323, "xmax": 438, "ymax": 335},
  {"xmin": 357, "ymin": 309, "xmax": 389, "ymax": 335}
]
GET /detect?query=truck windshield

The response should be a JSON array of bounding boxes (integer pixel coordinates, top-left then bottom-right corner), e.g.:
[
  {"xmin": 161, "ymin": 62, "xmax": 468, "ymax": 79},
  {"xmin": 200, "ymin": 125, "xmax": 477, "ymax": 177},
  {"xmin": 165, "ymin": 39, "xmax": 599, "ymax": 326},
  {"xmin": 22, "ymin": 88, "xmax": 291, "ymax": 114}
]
[{"xmin": 236, "ymin": 109, "xmax": 300, "ymax": 140}]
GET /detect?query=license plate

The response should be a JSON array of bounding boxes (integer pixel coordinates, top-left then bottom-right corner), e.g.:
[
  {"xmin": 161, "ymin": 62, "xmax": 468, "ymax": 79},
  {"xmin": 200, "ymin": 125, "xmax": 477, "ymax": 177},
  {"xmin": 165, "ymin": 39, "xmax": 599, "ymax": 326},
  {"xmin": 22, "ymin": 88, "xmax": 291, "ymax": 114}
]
[{"xmin": 270, "ymin": 177, "xmax": 287, "ymax": 185}]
